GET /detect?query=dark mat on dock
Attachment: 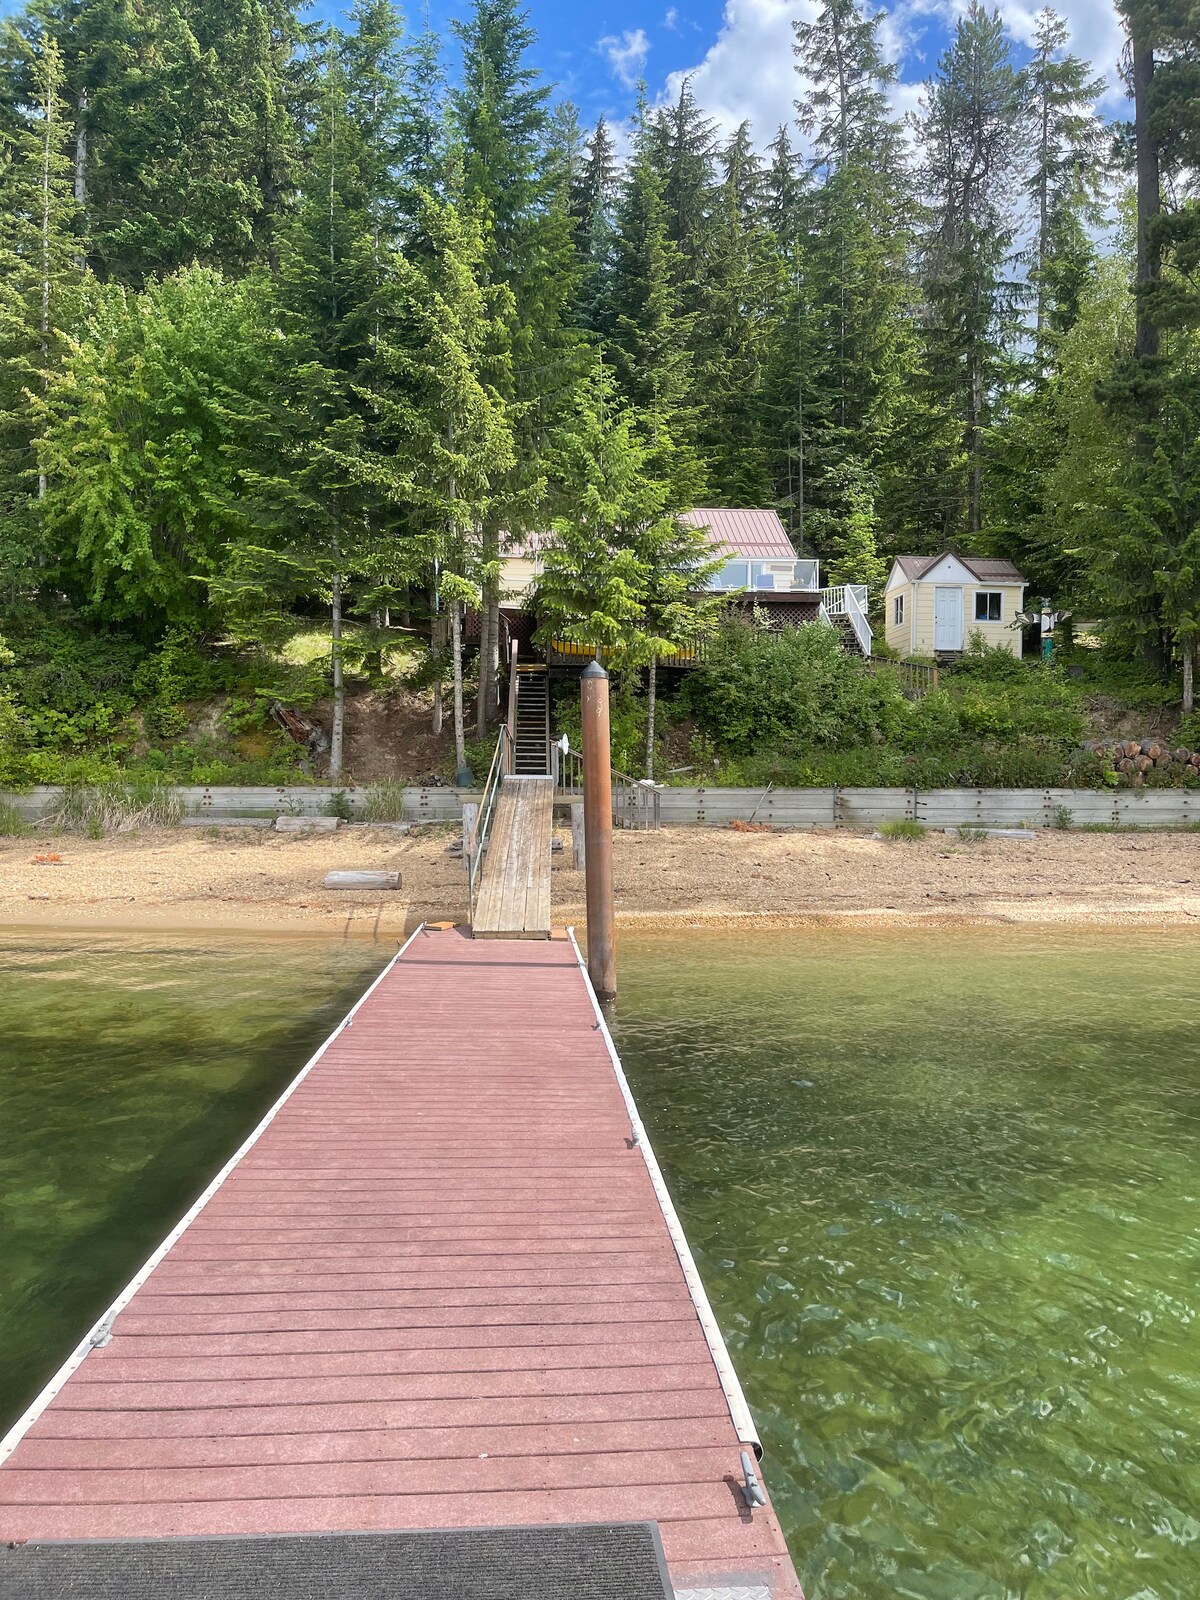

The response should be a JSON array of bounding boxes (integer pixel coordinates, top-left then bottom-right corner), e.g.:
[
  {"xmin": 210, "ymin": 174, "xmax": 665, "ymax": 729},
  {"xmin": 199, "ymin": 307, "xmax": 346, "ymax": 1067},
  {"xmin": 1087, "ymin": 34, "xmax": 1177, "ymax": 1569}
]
[{"xmin": 0, "ymin": 1521, "xmax": 675, "ymax": 1600}]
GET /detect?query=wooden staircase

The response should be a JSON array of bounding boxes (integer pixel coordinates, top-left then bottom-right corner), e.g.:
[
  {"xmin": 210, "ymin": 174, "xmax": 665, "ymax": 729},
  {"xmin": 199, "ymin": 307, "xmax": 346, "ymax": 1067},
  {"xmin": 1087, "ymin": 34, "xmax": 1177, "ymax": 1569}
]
[{"xmin": 512, "ymin": 666, "xmax": 551, "ymax": 775}]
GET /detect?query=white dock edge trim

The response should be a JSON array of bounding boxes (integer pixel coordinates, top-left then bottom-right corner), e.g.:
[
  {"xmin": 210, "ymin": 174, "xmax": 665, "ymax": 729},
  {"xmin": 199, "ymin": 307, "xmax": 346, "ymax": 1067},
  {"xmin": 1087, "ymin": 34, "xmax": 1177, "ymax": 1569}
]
[
  {"xmin": 566, "ymin": 927, "xmax": 763, "ymax": 1460},
  {"xmin": 0, "ymin": 923, "xmax": 429, "ymax": 1468}
]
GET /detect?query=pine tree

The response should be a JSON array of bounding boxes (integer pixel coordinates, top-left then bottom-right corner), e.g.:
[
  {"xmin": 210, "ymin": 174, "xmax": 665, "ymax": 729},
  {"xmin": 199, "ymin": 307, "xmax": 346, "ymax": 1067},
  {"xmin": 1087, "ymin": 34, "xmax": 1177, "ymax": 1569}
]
[
  {"xmin": 695, "ymin": 123, "xmax": 774, "ymax": 504},
  {"xmin": 605, "ymin": 111, "xmax": 704, "ymax": 504},
  {"xmin": 1101, "ymin": 0, "xmax": 1200, "ymax": 701},
  {"xmin": 536, "ymin": 360, "xmax": 720, "ymax": 773},
  {"xmin": 450, "ymin": 0, "xmax": 579, "ymax": 736},
  {"xmin": 569, "ymin": 116, "xmax": 617, "ymax": 335},
  {"xmin": 918, "ymin": 2, "xmax": 1025, "ymax": 541},
  {"xmin": 352, "ymin": 188, "xmax": 516, "ymax": 768},
  {"xmin": 1024, "ymin": 9, "xmax": 1108, "ymax": 370},
  {"xmin": 216, "ymin": 31, "xmax": 382, "ymax": 777},
  {"xmin": 0, "ymin": 21, "xmax": 80, "ymax": 562},
  {"xmin": 790, "ymin": 0, "xmax": 917, "ymax": 561}
]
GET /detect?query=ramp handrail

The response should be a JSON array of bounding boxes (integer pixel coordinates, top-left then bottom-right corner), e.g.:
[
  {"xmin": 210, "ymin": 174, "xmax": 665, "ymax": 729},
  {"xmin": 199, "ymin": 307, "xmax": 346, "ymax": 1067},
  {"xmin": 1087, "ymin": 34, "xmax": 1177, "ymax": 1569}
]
[
  {"xmin": 553, "ymin": 742, "xmax": 661, "ymax": 831},
  {"xmin": 466, "ymin": 724, "xmax": 513, "ymax": 921}
]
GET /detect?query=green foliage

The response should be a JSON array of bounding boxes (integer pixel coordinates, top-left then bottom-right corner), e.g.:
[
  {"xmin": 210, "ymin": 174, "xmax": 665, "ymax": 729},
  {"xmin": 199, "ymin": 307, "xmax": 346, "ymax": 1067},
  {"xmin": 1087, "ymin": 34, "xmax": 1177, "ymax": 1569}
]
[
  {"xmin": 324, "ymin": 789, "xmax": 357, "ymax": 821},
  {"xmin": 879, "ymin": 819, "xmax": 926, "ymax": 840},
  {"xmin": 0, "ymin": 798, "xmax": 28, "ymax": 835},
  {"xmin": 683, "ymin": 619, "xmax": 908, "ymax": 757}
]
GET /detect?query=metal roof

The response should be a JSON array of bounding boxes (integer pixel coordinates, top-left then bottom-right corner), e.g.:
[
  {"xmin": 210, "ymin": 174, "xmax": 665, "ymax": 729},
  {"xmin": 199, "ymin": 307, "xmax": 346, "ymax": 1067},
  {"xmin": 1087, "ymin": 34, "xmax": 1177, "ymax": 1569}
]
[
  {"xmin": 506, "ymin": 512, "xmax": 798, "ymax": 564},
  {"xmin": 893, "ymin": 553, "xmax": 1026, "ymax": 584},
  {"xmin": 681, "ymin": 508, "xmax": 798, "ymax": 560}
]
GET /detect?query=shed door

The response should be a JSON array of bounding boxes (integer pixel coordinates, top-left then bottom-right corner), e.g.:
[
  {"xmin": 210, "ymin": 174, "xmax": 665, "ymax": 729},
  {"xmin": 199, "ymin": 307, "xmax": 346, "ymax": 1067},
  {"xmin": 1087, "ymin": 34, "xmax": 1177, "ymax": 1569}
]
[{"xmin": 934, "ymin": 586, "xmax": 963, "ymax": 651}]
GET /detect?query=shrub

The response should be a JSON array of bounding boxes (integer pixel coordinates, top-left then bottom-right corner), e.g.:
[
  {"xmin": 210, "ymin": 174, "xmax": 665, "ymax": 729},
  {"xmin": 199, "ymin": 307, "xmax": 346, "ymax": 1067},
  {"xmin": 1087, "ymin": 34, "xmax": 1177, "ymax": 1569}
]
[{"xmin": 683, "ymin": 620, "xmax": 908, "ymax": 756}]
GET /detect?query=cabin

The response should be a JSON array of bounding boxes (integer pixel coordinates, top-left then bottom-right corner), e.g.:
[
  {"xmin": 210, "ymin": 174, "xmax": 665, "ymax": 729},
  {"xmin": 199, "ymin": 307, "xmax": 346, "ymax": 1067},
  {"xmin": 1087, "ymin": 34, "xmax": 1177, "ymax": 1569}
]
[
  {"xmin": 498, "ymin": 508, "xmax": 872, "ymax": 661},
  {"xmin": 884, "ymin": 553, "xmax": 1026, "ymax": 659}
]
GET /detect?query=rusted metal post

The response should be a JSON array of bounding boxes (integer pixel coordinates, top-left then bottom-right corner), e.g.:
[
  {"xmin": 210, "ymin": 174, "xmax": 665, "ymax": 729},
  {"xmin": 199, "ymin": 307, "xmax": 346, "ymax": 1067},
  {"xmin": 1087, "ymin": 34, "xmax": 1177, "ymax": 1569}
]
[{"xmin": 580, "ymin": 660, "xmax": 616, "ymax": 1002}]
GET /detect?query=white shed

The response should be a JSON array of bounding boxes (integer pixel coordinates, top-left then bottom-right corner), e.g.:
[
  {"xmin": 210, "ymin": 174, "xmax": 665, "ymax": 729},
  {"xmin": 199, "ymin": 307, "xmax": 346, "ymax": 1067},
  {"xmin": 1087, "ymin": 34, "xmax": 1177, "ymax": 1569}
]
[{"xmin": 884, "ymin": 553, "xmax": 1027, "ymax": 658}]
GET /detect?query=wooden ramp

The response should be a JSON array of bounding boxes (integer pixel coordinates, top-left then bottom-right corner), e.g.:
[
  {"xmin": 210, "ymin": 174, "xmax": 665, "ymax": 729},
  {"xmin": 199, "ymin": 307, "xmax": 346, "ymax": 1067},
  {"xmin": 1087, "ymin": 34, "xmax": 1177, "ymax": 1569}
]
[
  {"xmin": 0, "ymin": 929, "xmax": 803, "ymax": 1600},
  {"xmin": 473, "ymin": 775, "xmax": 554, "ymax": 939}
]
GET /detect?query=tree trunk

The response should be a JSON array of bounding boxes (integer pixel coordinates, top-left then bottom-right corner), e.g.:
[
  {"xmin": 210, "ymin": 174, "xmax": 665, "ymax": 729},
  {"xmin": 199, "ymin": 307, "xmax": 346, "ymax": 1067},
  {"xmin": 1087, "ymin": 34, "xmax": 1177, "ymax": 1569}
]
[
  {"xmin": 645, "ymin": 657, "xmax": 657, "ymax": 780},
  {"xmin": 966, "ymin": 351, "xmax": 983, "ymax": 538},
  {"xmin": 329, "ymin": 569, "xmax": 345, "ymax": 780},
  {"xmin": 1131, "ymin": 20, "xmax": 1161, "ymax": 365},
  {"xmin": 74, "ymin": 87, "xmax": 87, "ymax": 208},
  {"xmin": 38, "ymin": 67, "xmax": 54, "ymax": 502},
  {"xmin": 450, "ymin": 598, "xmax": 467, "ymax": 770},
  {"xmin": 475, "ymin": 588, "xmax": 493, "ymax": 738},
  {"xmin": 430, "ymin": 605, "xmax": 444, "ymax": 736},
  {"xmin": 1184, "ymin": 639, "xmax": 1195, "ymax": 716}
]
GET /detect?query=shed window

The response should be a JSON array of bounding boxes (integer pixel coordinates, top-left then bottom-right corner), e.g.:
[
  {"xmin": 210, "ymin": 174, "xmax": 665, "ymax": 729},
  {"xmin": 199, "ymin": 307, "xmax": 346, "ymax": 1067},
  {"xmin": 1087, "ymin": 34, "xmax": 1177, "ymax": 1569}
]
[
  {"xmin": 975, "ymin": 591, "xmax": 1002, "ymax": 622},
  {"xmin": 893, "ymin": 594, "xmax": 904, "ymax": 626}
]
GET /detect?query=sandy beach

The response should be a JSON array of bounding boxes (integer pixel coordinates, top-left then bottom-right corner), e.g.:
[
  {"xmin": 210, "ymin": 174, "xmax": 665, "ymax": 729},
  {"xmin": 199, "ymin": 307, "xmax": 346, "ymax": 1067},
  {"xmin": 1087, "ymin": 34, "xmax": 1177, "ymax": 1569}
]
[{"xmin": 3, "ymin": 821, "xmax": 1199, "ymax": 936}]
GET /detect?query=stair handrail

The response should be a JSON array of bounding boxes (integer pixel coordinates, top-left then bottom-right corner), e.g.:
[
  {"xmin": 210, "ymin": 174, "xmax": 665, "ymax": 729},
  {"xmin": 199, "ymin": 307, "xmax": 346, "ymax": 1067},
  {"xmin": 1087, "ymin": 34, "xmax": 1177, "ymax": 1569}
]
[
  {"xmin": 818, "ymin": 584, "xmax": 873, "ymax": 657},
  {"xmin": 466, "ymin": 724, "xmax": 513, "ymax": 921},
  {"xmin": 505, "ymin": 638, "xmax": 519, "ymax": 742}
]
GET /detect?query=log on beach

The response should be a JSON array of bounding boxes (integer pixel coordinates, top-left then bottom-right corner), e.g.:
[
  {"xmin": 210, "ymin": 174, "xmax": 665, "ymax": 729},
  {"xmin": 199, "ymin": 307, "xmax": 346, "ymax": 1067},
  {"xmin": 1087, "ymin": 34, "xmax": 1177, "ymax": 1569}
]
[{"xmin": 323, "ymin": 870, "xmax": 402, "ymax": 890}]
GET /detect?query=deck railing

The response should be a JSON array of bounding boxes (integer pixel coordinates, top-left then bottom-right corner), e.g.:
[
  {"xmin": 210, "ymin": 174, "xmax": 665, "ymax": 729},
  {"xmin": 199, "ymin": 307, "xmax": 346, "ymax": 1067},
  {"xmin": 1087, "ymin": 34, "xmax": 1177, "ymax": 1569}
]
[
  {"xmin": 465, "ymin": 724, "xmax": 513, "ymax": 921},
  {"xmin": 552, "ymin": 743, "xmax": 661, "ymax": 831},
  {"xmin": 819, "ymin": 584, "xmax": 873, "ymax": 657}
]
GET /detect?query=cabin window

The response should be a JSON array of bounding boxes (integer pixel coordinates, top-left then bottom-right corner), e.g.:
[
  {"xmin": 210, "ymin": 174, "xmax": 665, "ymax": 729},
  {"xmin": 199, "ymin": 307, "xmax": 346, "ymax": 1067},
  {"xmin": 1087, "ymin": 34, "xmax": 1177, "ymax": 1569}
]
[
  {"xmin": 893, "ymin": 594, "xmax": 904, "ymax": 626},
  {"xmin": 975, "ymin": 591, "xmax": 1002, "ymax": 622}
]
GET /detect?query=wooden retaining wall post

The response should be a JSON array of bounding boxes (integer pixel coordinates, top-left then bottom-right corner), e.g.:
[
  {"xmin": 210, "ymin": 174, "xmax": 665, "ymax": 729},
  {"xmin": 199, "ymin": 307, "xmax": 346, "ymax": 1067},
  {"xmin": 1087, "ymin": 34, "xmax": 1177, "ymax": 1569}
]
[{"xmin": 581, "ymin": 660, "xmax": 616, "ymax": 1002}]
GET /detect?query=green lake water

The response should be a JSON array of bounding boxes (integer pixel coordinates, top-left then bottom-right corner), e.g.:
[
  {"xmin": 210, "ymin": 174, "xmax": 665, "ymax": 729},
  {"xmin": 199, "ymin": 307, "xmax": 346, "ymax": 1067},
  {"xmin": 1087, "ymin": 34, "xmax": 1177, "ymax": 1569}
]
[{"xmin": 1, "ymin": 926, "xmax": 1198, "ymax": 1598}]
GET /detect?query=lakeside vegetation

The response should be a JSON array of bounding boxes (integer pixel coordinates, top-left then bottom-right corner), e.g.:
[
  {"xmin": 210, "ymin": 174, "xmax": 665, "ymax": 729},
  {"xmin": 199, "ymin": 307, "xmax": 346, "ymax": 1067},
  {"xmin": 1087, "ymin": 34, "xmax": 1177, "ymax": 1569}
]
[{"xmin": 1, "ymin": 0, "xmax": 1197, "ymax": 787}]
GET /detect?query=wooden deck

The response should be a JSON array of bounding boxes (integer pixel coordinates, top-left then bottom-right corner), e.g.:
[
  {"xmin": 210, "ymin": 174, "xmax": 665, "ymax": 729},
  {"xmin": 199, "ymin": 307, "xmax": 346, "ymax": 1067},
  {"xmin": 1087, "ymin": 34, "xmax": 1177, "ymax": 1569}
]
[
  {"xmin": 472, "ymin": 775, "xmax": 554, "ymax": 939},
  {"xmin": 0, "ymin": 929, "xmax": 802, "ymax": 1599}
]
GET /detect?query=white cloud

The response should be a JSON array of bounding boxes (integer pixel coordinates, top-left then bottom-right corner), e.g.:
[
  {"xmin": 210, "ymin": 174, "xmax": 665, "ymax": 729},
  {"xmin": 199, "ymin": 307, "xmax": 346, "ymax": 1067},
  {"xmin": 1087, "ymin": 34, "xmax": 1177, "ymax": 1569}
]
[
  {"xmin": 597, "ymin": 27, "xmax": 652, "ymax": 90},
  {"xmin": 664, "ymin": 7, "xmax": 680, "ymax": 30},
  {"xmin": 657, "ymin": 0, "xmax": 1127, "ymax": 150}
]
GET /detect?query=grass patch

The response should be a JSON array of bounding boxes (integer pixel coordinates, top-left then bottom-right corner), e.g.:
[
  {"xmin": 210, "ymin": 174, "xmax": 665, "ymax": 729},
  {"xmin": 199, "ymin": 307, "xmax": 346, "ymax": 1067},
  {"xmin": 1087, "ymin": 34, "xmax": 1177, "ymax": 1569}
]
[
  {"xmin": 0, "ymin": 800, "xmax": 29, "ymax": 836},
  {"xmin": 879, "ymin": 819, "xmax": 927, "ymax": 841},
  {"xmin": 955, "ymin": 824, "xmax": 989, "ymax": 842},
  {"xmin": 364, "ymin": 781, "xmax": 409, "ymax": 822},
  {"xmin": 51, "ymin": 778, "xmax": 182, "ymax": 836}
]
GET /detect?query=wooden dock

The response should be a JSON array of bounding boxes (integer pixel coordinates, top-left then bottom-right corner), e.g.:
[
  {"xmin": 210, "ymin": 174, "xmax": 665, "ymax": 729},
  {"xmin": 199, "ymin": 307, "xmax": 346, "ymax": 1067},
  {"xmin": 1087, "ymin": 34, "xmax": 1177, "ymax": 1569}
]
[
  {"xmin": 0, "ymin": 928, "xmax": 801, "ymax": 1599},
  {"xmin": 472, "ymin": 776, "xmax": 554, "ymax": 938}
]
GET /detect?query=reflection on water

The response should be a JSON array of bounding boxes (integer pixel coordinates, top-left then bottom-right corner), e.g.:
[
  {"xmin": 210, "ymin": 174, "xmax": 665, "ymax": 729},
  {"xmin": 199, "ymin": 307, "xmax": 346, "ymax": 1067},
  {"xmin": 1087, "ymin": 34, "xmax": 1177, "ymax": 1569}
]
[
  {"xmin": 612, "ymin": 927, "xmax": 1200, "ymax": 1600},
  {"xmin": 0, "ymin": 934, "xmax": 386, "ymax": 1430}
]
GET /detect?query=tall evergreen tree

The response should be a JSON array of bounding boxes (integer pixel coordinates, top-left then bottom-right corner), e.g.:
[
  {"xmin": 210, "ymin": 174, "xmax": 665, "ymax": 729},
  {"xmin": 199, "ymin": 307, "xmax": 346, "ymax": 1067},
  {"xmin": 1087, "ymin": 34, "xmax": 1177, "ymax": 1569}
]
[
  {"xmin": 0, "ymin": 21, "xmax": 80, "ymax": 556},
  {"xmin": 1024, "ymin": 9, "xmax": 1108, "ymax": 369},
  {"xmin": 918, "ymin": 2, "xmax": 1025, "ymax": 541}
]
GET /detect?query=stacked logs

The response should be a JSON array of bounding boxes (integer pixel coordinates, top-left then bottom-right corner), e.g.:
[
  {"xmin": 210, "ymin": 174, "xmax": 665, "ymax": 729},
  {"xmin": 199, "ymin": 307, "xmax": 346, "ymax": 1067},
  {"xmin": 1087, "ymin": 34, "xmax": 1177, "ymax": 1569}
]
[{"xmin": 1087, "ymin": 738, "xmax": 1200, "ymax": 786}]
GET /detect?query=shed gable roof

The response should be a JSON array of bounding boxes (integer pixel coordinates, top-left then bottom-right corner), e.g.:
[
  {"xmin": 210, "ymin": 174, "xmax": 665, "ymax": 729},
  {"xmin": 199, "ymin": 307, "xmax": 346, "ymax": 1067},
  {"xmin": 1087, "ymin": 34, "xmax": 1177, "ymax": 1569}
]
[{"xmin": 891, "ymin": 552, "xmax": 1026, "ymax": 585}]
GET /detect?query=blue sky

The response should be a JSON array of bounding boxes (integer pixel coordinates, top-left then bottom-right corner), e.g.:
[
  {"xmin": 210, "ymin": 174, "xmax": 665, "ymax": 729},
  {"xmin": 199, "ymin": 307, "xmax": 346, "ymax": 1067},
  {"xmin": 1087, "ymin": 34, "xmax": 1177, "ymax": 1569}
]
[
  {"xmin": 2, "ymin": 0, "xmax": 1128, "ymax": 145},
  {"xmin": 313, "ymin": 0, "xmax": 1128, "ymax": 146}
]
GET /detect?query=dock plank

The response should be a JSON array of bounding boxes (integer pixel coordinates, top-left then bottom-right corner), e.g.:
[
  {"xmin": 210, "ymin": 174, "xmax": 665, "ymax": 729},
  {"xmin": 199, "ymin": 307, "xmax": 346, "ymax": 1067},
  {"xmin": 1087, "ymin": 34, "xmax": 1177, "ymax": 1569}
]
[{"xmin": 0, "ymin": 930, "xmax": 801, "ymax": 1598}]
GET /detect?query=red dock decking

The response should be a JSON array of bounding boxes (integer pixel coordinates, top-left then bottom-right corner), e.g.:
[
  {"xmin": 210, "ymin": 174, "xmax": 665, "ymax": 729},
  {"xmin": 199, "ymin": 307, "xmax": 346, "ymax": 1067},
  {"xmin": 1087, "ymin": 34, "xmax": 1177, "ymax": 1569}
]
[{"xmin": 0, "ymin": 927, "xmax": 801, "ymax": 1598}]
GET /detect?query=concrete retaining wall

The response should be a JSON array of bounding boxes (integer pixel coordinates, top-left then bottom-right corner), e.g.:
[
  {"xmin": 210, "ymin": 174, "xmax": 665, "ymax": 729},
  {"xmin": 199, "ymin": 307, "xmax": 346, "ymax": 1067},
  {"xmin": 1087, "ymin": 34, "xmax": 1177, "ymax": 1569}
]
[{"xmin": 5, "ymin": 783, "xmax": 1199, "ymax": 830}]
